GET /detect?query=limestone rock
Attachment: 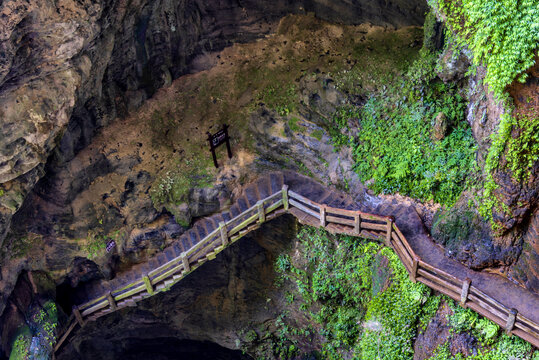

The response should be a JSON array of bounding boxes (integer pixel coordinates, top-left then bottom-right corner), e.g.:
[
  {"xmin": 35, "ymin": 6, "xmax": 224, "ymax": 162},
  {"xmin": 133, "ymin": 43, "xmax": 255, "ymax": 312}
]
[
  {"xmin": 431, "ymin": 198, "xmax": 521, "ymax": 270},
  {"xmin": 0, "ymin": 0, "xmax": 428, "ymax": 252},
  {"xmin": 432, "ymin": 112, "xmax": 448, "ymax": 141},
  {"xmin": 436, "ymin": 45, "xmax": 470, "ymax": 83}
]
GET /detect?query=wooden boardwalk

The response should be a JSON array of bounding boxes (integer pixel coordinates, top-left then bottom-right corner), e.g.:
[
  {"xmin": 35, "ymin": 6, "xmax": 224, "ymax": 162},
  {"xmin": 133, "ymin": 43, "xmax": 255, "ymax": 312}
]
[{"xmin": 54, "ymin": 171, "xmax": 539, "ymax": 354}]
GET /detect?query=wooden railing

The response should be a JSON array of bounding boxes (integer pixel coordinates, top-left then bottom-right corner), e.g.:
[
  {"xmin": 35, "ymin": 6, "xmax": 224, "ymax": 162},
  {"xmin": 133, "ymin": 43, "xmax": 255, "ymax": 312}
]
[{"xmin": 54, "ymin": 185, "xmax": 539, "ymax": 353}]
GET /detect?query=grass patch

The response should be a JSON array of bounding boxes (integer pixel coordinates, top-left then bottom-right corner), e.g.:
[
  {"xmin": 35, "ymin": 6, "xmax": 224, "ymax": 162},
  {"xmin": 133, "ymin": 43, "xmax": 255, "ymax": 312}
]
[
  {"xmin": 310, "ymin": 129, "xmax": 324, "ymax": 141},
  {"xmin": 150, "ymin": 152, "xmax": 215, "ymax": 207}
]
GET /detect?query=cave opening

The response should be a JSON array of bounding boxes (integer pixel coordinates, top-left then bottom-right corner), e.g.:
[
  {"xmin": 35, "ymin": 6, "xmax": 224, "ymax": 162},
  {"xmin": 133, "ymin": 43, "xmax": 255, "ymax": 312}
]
[{"xmin": 106, "ymin": 338, "xmax": 253, "ymax": 360}]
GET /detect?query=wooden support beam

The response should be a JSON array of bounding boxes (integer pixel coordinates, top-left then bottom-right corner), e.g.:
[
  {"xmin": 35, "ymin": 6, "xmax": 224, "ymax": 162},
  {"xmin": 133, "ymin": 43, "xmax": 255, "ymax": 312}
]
[
  {"xmin": 257, "ymin": 200, "xmax": 266, "ymax": 223},
  {"xmin": 143, "ymin": 275, "xmax": 155, "ymax": 296},
  {"xmin": 460, "ymin": 278, "xmax": 471, "ymax": 307},
  {"xmin": 54, "ymin": 319, "xmax": 77, "ymax": 353},
  {"xmin": 505, "ymin": 308, "xmax": 517, "ymax": 334},
  {"xmin": 219, "ymin": 221, "xmax": 228, "ymax": 247},
  {"xmin": 282, "ymin": 185, "xmax": 289, "ymax": 211},
  {"xmin": 73, "ymin": 306, "xmax": 84, "ymax": 327},
  {"xmin": 354, "ymin": 213, "xmax": 361, "ymax": 235},
  {"xmin": 410, "ymin": 257, "xmax": 418, "ymax": 283},
  {"xmin": 385, "ymin": 217, "xmax": 394, "ymax": 247},
  {"xmin": 181, "ymin": 252, "xmax": 191, "ymax": 273},
  {"xmin": 320, "ymin": 205, "xmax": 326, "ymax": 227},
  {"xmin": 107, "ymin": 292, "xmax": 117, "ymax": 311}
]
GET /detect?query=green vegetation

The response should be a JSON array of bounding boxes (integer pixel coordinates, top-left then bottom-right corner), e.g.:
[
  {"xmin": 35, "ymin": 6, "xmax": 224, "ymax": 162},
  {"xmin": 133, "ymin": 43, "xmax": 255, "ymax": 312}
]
[
  {"xmin": 258, "ymin": 84, "xmax": 297, "ymax": 117},
  {"xmin": 33, "ymin": 301, "xmax": 58, "ymax": 348},
  {"xmin": 428, "ymin": 0, "xmax": 539, "ymax": 225},
  {"xmin": 429, "ymin": 0, "xmax": 538, "ymax": 98},
  {"xmin": 9, "ymin": 329, "xmax": 31, "ymax": 360},
  {"xmin": 9, "ymin": 302, "xmax": 59, "ymax": 360},
  {"xmin": 427, "ymin": 297, "xmax": 536, "ymax": 359},
  {"xmin": 267, "ymin": 227, "xmax": 435, "ymax": 359},
  {"xmin": 84, "ymin": 228, "xmax": 124, "ymax": 259},
  {"xmin": 150, "ymin": 157, "xmax": 214, "ymax": 207},
  {"xmin": 287, "ymin": 117, "xmax": 303, "ymax": 133},
  {"xmin": 334, "ymin": 28, "xmax": 424, "ymax": 95},
  {"xmin": 8, "ymin": 233, "xmax": 42, "ymax": 259},
  {"xmin": 332, "ymin": 49, "xmax": 477, "ymax": 206},
  {"xmin": 310, "ymin": 129, "xmax": 324, "ymax": 141},
  {"xmin": 238, "ymin": 227, "xmax": 539, "ymax": 359}
]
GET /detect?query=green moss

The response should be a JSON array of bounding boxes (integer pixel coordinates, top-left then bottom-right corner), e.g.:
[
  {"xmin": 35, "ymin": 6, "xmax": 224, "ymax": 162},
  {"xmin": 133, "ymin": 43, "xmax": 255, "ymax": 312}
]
[
  {"xmin": 349, "ymin": 50, "xmax": 477, "ymax": 206},
  {"xmin": 150, "ymin": 154, "xmax": 215, "ymax": 207},
  {"xmin": 430, "ymin": 0, "xmax": 538, "ymax": 98},
  {"xmin": 8, "ymin": 233, "xmax": 42, "ymax": 259},
  {"xmin": 287, "ymin": 117, "xmax": 303, "ymax": 133},
  {"xmin": 310, "ymin": 129, "xmax": 324, "ymax": 141},
  {"xmin": 334, "ymin": 27, "xmax": 423, "ymax": 96},
  {"xmin": 432, "ymin": 208, "xmax": 478, "ymax": 248},
  {"xmin": 423, "ymin": 11, "xmax": 441, "ymax": 52}
]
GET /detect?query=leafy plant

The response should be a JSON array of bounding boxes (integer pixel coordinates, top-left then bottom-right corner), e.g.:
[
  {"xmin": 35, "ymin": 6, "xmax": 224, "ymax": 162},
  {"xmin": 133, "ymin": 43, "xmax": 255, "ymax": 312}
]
[
  {"xmin": 430, "ymin": 0, "xmax": 539, "ymax": 98},
  {"xmin": 9, "ymin": 333, "xmax": 30, "ymax": 360},
  {"xmin": 348, "ymin": 50, "xmax": 477, "ymax": 206},
  {"xmin": 429, "ymin": 0, "xmax": 539, "ymax": 228},
  {"xmin": 272, "ymin": 227, "xmax": 433, "ymax": 359}
]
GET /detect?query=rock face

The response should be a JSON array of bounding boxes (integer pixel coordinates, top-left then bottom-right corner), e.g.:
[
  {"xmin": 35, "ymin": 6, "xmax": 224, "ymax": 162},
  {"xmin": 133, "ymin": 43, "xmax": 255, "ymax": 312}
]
[
  {"xmin": 250, "ymin": 74, "xmax": 367, "ymax": 200},
  {"xmin": 431, "ymin": 199, "xmax": 521, "ymax": 270},
  {"xmin": 0, "ymin": 0, "xmax": 427, "ymax": 334},
  {"xmin": 0, "ymin": 0, "xmax": 428, "ymax": 250},
  {"xmin": 55, "ymin": 215, "xmax": 298, "ymax": 360}
]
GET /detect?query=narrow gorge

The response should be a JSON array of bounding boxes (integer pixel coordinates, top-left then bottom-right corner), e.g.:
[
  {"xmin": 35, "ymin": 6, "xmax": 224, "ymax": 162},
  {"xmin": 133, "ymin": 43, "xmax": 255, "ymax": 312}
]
[{"xmin": 0, "ymin": 0, "xmax": 537, "ymax": 359}]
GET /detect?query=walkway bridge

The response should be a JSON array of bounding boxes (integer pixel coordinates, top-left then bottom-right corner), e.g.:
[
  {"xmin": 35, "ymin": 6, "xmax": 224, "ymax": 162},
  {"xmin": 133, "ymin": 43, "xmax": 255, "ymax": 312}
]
[{"xmin": 54, "ymin": 171, "xmax": 539, "ymax": 353}]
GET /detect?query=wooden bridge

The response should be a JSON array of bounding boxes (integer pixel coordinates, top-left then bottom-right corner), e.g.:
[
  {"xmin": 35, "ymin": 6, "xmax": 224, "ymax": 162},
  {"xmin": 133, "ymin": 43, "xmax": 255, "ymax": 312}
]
[{"xmin": 54, "ymin": 172, "xmax": 539, "ymax": 354}]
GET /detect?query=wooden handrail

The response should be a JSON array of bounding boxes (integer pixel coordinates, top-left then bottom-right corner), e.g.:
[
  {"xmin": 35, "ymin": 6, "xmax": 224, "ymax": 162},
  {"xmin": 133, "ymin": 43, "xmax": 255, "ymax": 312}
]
[{"xmin": 54, "ymin": 182, "xmax": 539, "ymax": 353}]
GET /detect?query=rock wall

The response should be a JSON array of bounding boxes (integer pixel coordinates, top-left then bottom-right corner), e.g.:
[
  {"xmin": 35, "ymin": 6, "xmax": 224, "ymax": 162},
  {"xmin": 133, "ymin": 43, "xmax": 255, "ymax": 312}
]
[
  {"xmin": 0, "ymin": 0, "xmax": 428, "ymax": 249},
  {"xmin": 54, "ymin": 215, "xmax": 297, "ymax": 360}
]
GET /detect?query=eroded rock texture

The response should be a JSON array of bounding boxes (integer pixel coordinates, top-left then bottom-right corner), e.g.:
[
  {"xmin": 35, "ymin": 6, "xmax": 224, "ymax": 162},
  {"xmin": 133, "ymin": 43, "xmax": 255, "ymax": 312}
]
[
  {"xmin": 55, "ymin": 215, "xmax": 297, "ymax": 360},
  {"xmin": 0, "ymin": 0, "xmax": 427, "ymax": 340},
  {"xmin": 0, "ymin": 0, "xmax": 428, "ymax": 249}
]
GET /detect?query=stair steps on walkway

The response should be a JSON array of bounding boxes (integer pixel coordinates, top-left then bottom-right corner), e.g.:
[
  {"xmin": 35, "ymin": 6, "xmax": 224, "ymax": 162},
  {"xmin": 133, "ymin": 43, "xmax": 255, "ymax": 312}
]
[
  {"xmin": 256, "ymin": 177, "xmax": 272, "ymax": 199},
  {"xmin": 56, "ymin": 171, "xmax": 539, "ymax": 355},
  {"xmin": 244, "ymin": 186, "xmax": 260, "ymax": 207}
]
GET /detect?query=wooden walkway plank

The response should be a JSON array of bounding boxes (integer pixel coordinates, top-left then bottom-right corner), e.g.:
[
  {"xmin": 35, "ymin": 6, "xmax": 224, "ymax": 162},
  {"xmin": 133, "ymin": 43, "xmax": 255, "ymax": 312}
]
[{"xmin": 56, "ymin": 171, "xmax": 539, "ymax": 353}]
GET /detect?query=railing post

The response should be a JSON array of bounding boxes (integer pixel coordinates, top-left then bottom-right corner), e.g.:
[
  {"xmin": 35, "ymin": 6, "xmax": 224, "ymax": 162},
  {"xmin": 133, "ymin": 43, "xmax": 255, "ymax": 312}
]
[
  {"xmin": 505, "ymin": 309, "xmax": 518, "ymax": 334},
  {"xmin": 410, "ymin": 257, "xmax": 418, "ymax": 283},
  {"xmin": 320, "ymin": 205, "xmax": 326, "ymax": 227},
  {"xmin": 257, "ymin": 200, "xmax": 266, "ymax": 223},
  {"xmin": 354, "ymin": 213, "xmax": 361, "ymax": 235},
  {"xmin": 107, "ymin": 292, "xmax": 117, "ymax": 311},
  {"xmin": 385, "ymin": 217, "xmax": 394, "ymax": 247},
  {"xmin": 73, "ymin": 306, "xmax": 84, "ymax": 327},
  {"xmin": 460, "ymin": 278, "xmax": 471, "ymax": 307},
  {"xmin": 143, "ymin": 275, "xmax": 155, "ymax": 296},
  {"xmin": 282, "ymin": 185, "xmax": 289, "ymax": 211},
  {"xmin": 181, "ymin": 252, "xmax": 191, "ymax": 273},
  {"xmin": 219, "ymin": 221, "xmax": 228, "ymax": 247}
]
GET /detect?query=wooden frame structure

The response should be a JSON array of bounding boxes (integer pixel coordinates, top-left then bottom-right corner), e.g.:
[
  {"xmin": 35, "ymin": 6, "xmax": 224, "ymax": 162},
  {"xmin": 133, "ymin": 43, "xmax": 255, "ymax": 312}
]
[{"xmin": 54, "ymin": 185, "xmax": 539, "ymax": 353}]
